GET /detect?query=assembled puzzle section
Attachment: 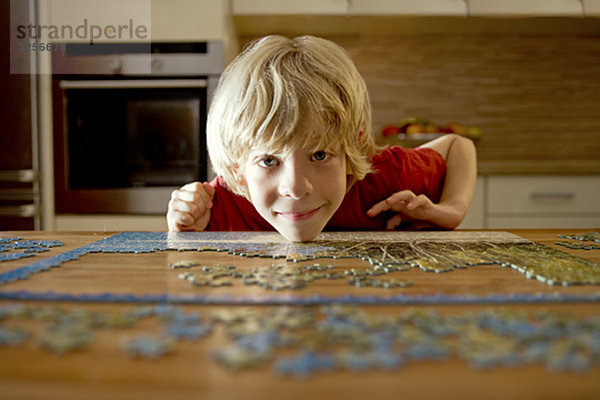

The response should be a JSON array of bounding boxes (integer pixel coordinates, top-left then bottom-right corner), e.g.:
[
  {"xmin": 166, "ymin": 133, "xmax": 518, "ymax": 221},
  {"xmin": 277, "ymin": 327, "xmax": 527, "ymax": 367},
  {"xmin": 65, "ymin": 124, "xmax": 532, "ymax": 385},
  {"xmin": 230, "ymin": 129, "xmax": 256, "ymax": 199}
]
[
  {"xmin": 0, "ymin": 237, "xmax": 64, "ymax": 263},
  {"xmin": 0, "ymin": 231, "xmax": 599, "ymax": 304}
]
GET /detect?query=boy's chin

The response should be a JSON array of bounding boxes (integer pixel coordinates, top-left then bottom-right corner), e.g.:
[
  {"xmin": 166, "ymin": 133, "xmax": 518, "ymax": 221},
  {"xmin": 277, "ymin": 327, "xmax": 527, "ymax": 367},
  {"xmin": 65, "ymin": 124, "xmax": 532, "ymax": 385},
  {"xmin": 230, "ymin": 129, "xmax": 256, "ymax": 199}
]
[{"xmin": 277, "ymin": 226, "xmax": 322, "ymax": 242}]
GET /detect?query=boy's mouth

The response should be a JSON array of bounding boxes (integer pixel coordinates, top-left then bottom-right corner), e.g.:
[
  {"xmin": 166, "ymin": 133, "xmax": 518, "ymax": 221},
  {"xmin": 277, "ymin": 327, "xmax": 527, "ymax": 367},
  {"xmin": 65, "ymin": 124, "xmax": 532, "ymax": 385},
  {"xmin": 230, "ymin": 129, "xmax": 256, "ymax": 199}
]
[{"xmin": 277, "ymin": 206, "xmax": 322, "ymax": 222}]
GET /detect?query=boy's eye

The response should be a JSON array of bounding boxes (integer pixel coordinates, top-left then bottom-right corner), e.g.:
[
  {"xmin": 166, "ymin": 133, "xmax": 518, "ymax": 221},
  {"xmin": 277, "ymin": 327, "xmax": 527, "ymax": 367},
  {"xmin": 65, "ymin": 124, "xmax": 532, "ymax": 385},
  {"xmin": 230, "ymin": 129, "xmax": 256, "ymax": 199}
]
[
  {"xmin": 257, "ymin": 156, "xmax": 279, "ymax": 168},
  {"xmin": 311, "ymin": 151, "xmax": 329, "ymax": 162}
]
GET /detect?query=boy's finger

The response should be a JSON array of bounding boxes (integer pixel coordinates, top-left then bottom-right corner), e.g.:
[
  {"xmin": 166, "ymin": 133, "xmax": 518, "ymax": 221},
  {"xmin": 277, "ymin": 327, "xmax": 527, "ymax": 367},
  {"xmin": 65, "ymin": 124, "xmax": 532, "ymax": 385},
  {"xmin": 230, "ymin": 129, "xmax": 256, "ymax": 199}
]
[
  {"xmin": 406, "ymin": 196, "xmax": 424, "ymax": 210},
  {"xmin": 366, "ymin": 200, "xmax": 388, "ymax": 217},
  {"xmin": 167, "ymin": 210, "xmax": 193, "ymax": 231},
  {"xmin": 170, "ymin": 198, "xmax": 203, "ymax": 220},
  {"xmin": 386, "ymin": 190, "xmax": 416, "ymax": 206},
  {"xmin": 179, "ymin": 181, "xmax": 203, "ymax": 192},
  {"xmin": 174, "ymin": 185, "xmax": 213, "ymax": 210},
  {"xmin": 201, "ymin": 182, "xmax": 215, "ymax": 207},
  {"xmin": 202, "ymin": 182, "xmax": 216, "ymax": 198},
  {"xmin": 367, "ymin": 192, "xmax": 413, "ymax": 217},
  {"xmin": 406, "ymin": 194, "xmax": 430, "ymax": 211},
  {"xmin": 385, "ymin": 214, "xmax": 403, "ymax": 230}
]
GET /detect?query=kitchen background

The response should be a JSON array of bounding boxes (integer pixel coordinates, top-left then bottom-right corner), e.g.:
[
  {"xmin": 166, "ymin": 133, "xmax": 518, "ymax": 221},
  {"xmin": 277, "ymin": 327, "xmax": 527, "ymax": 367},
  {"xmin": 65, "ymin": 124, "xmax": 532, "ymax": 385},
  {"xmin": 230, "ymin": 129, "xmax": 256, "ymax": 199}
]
[{"xmin": 2, "ymin": 0, "xmax": 600, "ymax": 231}]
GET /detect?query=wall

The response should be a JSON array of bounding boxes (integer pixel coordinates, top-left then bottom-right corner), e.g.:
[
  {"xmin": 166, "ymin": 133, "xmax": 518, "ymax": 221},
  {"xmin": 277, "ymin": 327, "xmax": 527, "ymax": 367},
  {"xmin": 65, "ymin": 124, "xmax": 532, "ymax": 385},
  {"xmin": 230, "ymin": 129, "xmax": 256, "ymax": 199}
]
[{"xmin": 240, "ymin": 33, "xmax": 600, "ymax": 162}]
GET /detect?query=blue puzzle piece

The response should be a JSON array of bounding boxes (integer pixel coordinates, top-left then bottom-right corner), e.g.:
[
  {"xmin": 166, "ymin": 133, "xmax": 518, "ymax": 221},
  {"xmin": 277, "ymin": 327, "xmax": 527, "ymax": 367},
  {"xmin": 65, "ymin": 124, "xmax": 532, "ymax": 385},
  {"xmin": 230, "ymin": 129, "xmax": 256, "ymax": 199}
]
[{"xmin": 274, "ymin": 351, "xmax": 336, "ymax": 378}]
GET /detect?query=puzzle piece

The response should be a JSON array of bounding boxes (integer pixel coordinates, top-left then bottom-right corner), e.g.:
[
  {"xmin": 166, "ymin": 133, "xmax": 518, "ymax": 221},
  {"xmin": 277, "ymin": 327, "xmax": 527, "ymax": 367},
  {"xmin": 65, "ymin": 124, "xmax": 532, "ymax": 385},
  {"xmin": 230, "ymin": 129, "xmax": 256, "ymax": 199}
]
[
  {"xmin": 39, "ymin": 325, "xmax": 94, "ymax": 354},
  {"xmin": 177, "ymin": 264, "xmax": 239, "ymax": 287},
  {"xmin": 0, "ymin": 326, "xmax": 30, "ymax": 346},
  {"xmin": 348, "ymin": 277, "xmax": 413, "ymax": 288},
  {"xmin": 242, "ymin": 264, "xmax": 309, "ymax": 290},
  {"xmin": 274, "ymin": 351, "xmax": 336, "ymax": 378},
  {"xmin": 123, "ymin": 335, "xmax": 174, "ymax": 359},
  {"xmin": 212, "ymin": 344, "xmax": 270, "ymax": 370},
  {"xmin": 557, "ymin": 232, "xmax": 600, "ymax": 243}
]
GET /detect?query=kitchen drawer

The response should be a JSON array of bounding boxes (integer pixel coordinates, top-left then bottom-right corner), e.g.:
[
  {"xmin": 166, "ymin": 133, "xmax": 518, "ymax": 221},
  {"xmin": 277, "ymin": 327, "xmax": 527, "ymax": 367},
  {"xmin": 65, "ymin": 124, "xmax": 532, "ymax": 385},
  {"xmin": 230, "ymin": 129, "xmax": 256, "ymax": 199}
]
[
  {"xmin": 487, "ymin": 215, "xmax": 600, "ymax": 229},
  {"xmin": 487, "ymin": 176, "xmax": 600, "ymax": 214}
]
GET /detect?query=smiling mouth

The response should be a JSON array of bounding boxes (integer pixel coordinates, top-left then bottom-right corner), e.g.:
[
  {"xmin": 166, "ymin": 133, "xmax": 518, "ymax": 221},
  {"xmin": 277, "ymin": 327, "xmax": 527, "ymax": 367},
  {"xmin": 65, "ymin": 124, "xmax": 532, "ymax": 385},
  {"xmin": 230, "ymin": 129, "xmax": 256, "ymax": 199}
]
[{"xmin": 277, "ymin": 206, "xmax": 322, "ymax": 222}]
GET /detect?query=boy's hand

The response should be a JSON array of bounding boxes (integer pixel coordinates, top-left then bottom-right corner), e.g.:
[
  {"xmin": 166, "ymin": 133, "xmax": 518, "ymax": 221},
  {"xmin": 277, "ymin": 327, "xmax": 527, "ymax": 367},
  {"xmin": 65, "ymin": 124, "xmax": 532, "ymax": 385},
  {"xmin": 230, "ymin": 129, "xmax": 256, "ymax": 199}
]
[
  {"xmin": 366, "ymin": 190, "xmax": 462, "ymax": 230},
  {"xmin": 167, "ymin": 182, "xmax": 215, "ymax": 232}
]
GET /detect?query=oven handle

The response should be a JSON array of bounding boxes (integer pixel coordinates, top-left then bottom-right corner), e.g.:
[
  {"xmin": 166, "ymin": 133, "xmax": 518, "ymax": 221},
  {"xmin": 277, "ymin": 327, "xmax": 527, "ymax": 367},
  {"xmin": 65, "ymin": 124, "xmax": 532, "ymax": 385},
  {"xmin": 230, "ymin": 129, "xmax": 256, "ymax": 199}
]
[{"xmin": 59, "ymin": 79, "xmax": 208, "ymax": 89}]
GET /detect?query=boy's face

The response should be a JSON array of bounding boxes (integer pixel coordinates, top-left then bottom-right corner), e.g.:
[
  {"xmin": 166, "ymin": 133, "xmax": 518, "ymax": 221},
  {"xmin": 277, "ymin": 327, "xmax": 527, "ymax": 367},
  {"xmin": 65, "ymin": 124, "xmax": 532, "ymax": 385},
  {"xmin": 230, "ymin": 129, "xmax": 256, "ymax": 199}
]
[{"xmin": 241, "ymin": 142, "xmax": 348, "ymax": 242}]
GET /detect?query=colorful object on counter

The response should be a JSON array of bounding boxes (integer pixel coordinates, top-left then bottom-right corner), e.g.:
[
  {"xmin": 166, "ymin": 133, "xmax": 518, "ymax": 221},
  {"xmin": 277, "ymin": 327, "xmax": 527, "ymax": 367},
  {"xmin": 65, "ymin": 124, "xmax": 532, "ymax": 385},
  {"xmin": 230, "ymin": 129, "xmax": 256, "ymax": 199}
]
[
  {"xmin": 1, "ymin": 303, "xmax": 599, "ymax": 377},
  {"xmin": 381, "ymin": 117, "xmax": 482, "ymax": 140}
]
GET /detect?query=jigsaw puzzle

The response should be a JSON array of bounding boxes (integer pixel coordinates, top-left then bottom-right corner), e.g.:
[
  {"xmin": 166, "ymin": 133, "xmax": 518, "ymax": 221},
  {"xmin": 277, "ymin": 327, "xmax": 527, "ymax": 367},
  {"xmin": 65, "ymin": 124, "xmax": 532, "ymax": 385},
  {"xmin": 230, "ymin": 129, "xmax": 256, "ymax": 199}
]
[{"xmin": 0, "ymin": 231, "xmax": 599, "ymax": 304}]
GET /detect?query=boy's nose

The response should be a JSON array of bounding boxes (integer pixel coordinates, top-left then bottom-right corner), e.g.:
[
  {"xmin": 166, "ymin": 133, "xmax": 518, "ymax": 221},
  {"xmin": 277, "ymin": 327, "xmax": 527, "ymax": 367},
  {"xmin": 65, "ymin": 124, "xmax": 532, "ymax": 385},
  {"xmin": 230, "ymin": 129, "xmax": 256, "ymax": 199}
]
[{"xmin": 278, "ymin": 165, "xmax": 313, "ymax": 199}]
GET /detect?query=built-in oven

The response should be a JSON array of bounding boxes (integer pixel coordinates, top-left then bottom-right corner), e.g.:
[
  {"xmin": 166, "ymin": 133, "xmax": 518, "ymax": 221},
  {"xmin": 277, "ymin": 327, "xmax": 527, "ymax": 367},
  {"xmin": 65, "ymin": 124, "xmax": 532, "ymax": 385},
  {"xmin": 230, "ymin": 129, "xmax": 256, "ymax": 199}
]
[{"xmin": 52, "ymin": 42, "xmax": 222, "ymax": 214}]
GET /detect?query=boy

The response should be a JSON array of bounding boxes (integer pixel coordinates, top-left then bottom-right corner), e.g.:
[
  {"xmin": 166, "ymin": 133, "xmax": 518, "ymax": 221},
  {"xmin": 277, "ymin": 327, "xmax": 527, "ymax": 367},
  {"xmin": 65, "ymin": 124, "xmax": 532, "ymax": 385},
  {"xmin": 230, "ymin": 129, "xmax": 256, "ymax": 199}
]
[{"xmin": 167, "ymin": 35, "xmax": 476, "ymax": 242}]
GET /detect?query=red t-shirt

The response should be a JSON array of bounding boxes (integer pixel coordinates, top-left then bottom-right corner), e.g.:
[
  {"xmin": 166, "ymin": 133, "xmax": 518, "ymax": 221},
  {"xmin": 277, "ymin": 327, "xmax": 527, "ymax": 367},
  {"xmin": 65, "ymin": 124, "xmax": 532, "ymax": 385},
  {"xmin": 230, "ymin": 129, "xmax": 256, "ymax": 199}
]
[{"xmin": 206, "ymin": 146, "xmax": 446, "ymax": 231}]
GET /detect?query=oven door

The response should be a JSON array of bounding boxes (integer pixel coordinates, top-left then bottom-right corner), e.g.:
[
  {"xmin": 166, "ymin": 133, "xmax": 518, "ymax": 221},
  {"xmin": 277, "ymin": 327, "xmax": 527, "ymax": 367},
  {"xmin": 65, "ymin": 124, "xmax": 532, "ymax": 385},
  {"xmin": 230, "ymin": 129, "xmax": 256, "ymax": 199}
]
[{"xmin": 54, "ymin": 79, "xmax": 208, "ymax": 214}]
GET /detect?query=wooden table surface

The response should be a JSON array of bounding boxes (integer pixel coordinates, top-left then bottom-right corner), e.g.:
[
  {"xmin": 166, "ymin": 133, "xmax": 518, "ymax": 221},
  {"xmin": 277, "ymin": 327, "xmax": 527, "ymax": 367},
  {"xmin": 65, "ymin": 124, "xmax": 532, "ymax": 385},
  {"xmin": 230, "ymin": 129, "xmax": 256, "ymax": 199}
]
[{"xmin": 0, "ymin": 229, "xmax": 599, "ymax": 400}]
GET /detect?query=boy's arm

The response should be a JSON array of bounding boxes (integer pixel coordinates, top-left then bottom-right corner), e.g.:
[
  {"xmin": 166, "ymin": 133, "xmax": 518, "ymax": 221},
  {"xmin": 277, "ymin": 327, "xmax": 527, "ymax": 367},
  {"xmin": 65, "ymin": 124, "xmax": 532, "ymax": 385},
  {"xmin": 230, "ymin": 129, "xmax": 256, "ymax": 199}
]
[
  {"xmin": 167, "ymin": 182, "xmax": 215, "ymax": 231},
  {"xmin": 419, "ymin": 133, "xmax": 477, "ymax": 227},
  {"xmin": 367, "ymin": 134, "xmax": 477, "ymax": 229}
]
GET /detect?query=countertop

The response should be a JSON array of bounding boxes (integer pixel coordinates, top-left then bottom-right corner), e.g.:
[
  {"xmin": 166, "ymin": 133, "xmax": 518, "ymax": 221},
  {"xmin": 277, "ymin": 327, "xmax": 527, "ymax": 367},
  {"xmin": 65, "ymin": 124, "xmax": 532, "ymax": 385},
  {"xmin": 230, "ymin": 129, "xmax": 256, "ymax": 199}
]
[{"xmin": 0, "ymin": 229, "xmax": 599, "ymax": 400}]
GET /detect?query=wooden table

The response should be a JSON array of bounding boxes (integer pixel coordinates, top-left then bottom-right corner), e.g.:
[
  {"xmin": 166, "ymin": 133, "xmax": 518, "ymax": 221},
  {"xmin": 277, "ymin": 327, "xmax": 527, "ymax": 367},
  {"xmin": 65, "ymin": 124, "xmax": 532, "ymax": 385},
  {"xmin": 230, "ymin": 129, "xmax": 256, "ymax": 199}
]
[{"xmin": 0, "ymin": 229, "xmax": 599, "ymax": 400}]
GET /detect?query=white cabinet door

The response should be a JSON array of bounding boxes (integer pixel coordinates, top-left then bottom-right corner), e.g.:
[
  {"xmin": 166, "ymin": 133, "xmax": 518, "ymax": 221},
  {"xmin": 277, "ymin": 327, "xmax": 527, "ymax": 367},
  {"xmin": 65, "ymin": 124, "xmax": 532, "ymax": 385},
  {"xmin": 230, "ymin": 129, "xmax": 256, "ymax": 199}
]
[
  {"xmin": 487, "ymin": 216, "xmax": 600, "ymax": 229},
  {"xmin": 232, "ymin": 0, "xmax": 348, "ymax": 15},
  {"xmin": 151, "ymin": 0, "xmax": 230, "ymax": 41},
  {"xmin": 467, "ymin": 0, "xmax": 584, "ymax": 16},
  {"xmin": 583, "ymin": 0, "xmax": 600, "ymax": 16},
  {"xmin": 488, "ymin": 176, "xmax": 600, "ymax": 214},
  {"xmin": 351, "ymin": 0, "xmax": 467, "ymax": 16},
  {"xmin": 486, "ymin": 175, "xmax": 600, "ymax": 229},
  {"xmin": 458, "ymin": 176, "xmax": 485, "ymax": 229}
]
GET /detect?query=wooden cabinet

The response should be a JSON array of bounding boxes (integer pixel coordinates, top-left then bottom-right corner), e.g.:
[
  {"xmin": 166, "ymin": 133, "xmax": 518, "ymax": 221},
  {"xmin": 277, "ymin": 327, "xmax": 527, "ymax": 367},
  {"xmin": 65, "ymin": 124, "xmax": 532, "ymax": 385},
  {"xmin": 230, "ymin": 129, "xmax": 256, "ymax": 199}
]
[{"xmin": 151, "ymin": 0, "xmax": 235, "ymax": 43}]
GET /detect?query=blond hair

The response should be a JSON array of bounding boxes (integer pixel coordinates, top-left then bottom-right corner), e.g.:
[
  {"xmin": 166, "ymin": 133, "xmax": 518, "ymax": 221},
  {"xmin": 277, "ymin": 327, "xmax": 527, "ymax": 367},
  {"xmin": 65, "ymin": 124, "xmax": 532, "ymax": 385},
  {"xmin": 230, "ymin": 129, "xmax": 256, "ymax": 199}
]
[{"xmin": 207, "ymin": 35, "xmax": 376, "ymax": 198}]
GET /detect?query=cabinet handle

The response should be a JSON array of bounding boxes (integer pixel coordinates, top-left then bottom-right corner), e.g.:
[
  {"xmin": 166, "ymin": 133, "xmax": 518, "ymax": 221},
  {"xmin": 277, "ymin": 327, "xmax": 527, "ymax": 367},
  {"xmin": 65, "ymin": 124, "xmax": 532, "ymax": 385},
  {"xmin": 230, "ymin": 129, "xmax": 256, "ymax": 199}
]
[
  {"xmin": 0, "ymin": 204, "xmax": 37, "ymax": 217},
  {"xmin": 0, "ymin": 169, "xmax": 35, "ymax": 183},
  {"xmin": 530, "ymin": 192, "xmax": 574, "ymax": 201}
]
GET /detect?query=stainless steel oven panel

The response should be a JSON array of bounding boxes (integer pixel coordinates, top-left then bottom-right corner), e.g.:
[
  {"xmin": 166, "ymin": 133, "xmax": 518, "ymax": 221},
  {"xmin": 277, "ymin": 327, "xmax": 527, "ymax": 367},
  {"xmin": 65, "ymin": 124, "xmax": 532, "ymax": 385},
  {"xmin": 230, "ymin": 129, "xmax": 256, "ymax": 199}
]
[
  {"xmin": 58, "ymin": 76, "xmax": 218, "ymax": 107},
  {"xmin": 59, "ymin": 79, "xmax": 208, "ymax": 89},
  {"xmin": 149, "ymin": 53, "xmax": 223, "ymax": 76},
  {"xmin": 52, "ymin": 53, "xmax": 152, "ymax": 75},
  {"xmin": 52, "ymin": 42, "xmax": 223, "ymax": 76}
]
